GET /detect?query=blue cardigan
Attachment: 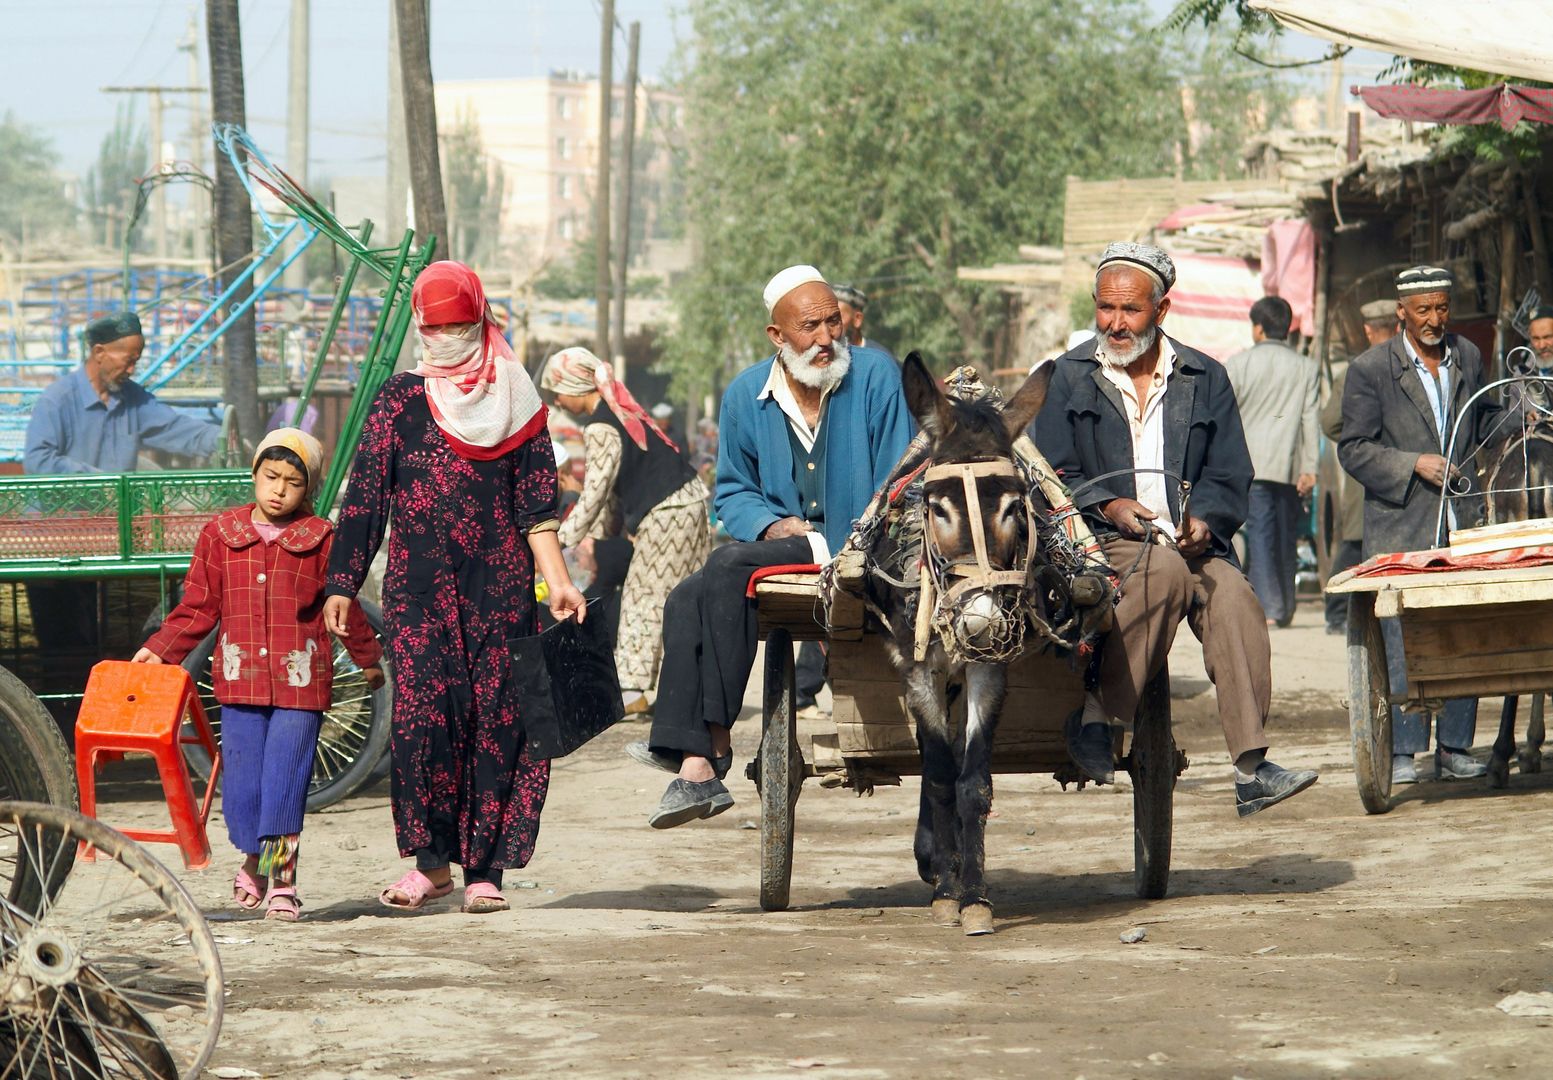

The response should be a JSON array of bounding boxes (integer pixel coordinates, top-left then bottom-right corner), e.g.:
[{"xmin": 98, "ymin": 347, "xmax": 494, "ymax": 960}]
[{"xmin": 714, "ymin": 347, "xmax": 913, "ymax": 555}]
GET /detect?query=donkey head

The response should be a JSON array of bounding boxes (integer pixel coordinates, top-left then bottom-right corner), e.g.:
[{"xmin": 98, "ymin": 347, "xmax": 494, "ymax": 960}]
[{"xmin": 901, "ymin": 353, "xmax": 1053, "ymax": 658}]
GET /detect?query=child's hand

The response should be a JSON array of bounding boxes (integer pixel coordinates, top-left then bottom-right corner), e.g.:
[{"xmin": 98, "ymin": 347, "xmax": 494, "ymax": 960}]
[
  {"xmin": 131, "ymin": 648, "xmax": 163, "ymax": 664},
  {"xmin": 362, "ymin": 666, "xmax": 386, "ymax": 691}
]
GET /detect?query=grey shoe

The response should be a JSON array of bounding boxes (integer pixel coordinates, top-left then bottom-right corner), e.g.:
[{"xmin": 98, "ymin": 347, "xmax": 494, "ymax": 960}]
[
  {"xmin": 1235, "ymin": 760, "xmax": 1319, "ymax": 818},
  {"xmin": 1392, "ymin": 755, "xmax": 1418, "ymax": 785},
  {"xmin": 626, "ymin": 741, "xmax": 732, "ymax": 781},
  {"xmin": 648, "ymin": 777, "xmax": 735, "ymax": 829},
  {"xmin": 1436, "ymin": 747, "xmax": 1488, "ymax": 780},
  {"xmin": 1064, "ymin": 708, "xmax": 1114, "ymax": 785}
]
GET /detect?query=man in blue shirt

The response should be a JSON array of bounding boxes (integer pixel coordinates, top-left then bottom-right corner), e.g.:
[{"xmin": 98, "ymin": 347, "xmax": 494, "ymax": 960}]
[
  {"xmin": 627, "ymin": 265, "xmax": 913, "ymax": 828},
  {"xmin": 23, "ymin": 312, "xmax": 221, "ymax": 663},
  {"xmin": 24, "ymin": 312, "xmax": 220, "ymax": 475}
]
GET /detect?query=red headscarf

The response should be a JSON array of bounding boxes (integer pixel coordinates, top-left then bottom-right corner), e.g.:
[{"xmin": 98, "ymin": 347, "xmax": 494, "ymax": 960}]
[{"xmin": 410, "ymin": 261, "xmax": 546, "ymax": 460}]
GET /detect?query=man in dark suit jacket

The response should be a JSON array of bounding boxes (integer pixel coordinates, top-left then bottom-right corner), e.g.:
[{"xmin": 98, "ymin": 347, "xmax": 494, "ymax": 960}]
[
  {"xmin": 1033, "ymin": 242, "xmax": 1318, "ymax": 818},
  {"xmin": 1339, "ymin": 265, "xmax": 1499, "ymax": 784}
]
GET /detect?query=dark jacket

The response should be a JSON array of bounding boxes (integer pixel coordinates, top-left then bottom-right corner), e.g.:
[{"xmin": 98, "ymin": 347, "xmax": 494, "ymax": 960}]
[
  {"xmin": 1032, "ymin": 336, "xmax": 1252, "ymax": 559},
  {"xmin": 1338, "ymin": 332, "xmax": 1498, "ymax": 557},
  {"xmin": 586, "ymin": 402, "xmax": 698, "ymax": 533}
]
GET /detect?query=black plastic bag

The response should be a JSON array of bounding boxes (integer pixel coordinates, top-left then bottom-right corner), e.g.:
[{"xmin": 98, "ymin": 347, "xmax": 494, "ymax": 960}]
[{"xmin": 507, "ymin": 593, "xmax": 623, "ymax": 759}]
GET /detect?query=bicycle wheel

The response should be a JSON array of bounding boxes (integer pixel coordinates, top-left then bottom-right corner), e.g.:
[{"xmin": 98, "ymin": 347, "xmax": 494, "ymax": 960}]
[
  {"xmin": 0, "ymin": 667, "xmax": 77, "ymax": 919},
  {"xmin": 0, "ymin": 801, "xmax": 223, "ymax": 1079}
]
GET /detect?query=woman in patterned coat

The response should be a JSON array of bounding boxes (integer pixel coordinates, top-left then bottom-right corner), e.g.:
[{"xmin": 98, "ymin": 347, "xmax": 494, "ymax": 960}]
[
  {"xmin": 324, "ymin": 261, "xmax": 586, "ymax": 915},
  {"xmin": 541, "ymin": 348, "xmax": 710, "ymax": 718}
]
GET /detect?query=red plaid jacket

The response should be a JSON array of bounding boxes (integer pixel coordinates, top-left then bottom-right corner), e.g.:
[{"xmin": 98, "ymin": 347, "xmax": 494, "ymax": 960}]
[{"xmin": 144, "ymin": 506, "xmax": 382, "ymax": 710}]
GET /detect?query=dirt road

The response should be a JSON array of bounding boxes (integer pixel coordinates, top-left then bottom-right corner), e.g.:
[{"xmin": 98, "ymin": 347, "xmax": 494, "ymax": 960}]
[{"xmin": 101, "ymin": 599, "xmax": 1553, "ymax": 1078}]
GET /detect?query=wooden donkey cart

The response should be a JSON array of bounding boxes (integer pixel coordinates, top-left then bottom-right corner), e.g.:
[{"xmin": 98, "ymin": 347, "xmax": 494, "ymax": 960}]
[{"xmin": 744, "ymin": 359, "xmax": 1185, "ymax": 933}]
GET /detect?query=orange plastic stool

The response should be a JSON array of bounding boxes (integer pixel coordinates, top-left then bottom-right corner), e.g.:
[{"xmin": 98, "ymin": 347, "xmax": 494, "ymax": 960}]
[{"xmin": 75, "ymin": 660, "xmax": 222, "ymax": 870}]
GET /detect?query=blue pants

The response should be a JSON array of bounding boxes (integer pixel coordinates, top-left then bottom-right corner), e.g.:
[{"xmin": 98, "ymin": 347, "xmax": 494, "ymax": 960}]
[
  {"xmin": 220, "ymin": 705, "xmax": 321, "ymax": 855},
  {"xmin": 1245, "ymin": 481, "xmax": 1301, "ymax": 625},
  {"xmin": 1380, "ymin": 619, "xmax": 1478, "ymax": 755}
]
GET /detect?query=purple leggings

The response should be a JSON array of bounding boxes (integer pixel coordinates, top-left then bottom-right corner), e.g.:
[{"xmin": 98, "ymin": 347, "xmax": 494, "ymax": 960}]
[{"xmin": 219, "ymin": 705, "xmax": 320, "ymax": 855}]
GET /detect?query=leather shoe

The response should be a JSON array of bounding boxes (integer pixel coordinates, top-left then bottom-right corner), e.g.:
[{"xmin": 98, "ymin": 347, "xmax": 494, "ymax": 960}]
[
  {"xmin": 1436, "ymin": 747, "xmax": 1488, "ymax": 779},
  {"xmin": 648, "ymin": 777, "xmax": 734, "ymax": 829},
  {"xmin": 626, "ymin": 741, "xmax": 732, "ymax": 781},
  {"xmin": 1392, "ymin": 755, "xmax": 1418, "ymax": 785},
  {"xmin": 1235, "ymin": 760, "xmax": 1319, "ymax": 818},
  {"xmin": 1064, "ymin": 708, "xmax": 1114, "ymax": 785}
]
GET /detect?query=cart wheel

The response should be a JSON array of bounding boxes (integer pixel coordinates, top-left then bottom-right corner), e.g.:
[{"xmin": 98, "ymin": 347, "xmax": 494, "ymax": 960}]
[
  {"xmin": 183, "ymin": 599, "xmax": 393, "ymax": 809},
  {"xmin": 1347, "ymin": 593, "xmax": 1394, "ymax": 814},
  {"xmin": 0, "ymin": 664, "xmax": 77, "ymax": 917},
  {"xmin": 758, "ymin": 629, "xmax": 801, "ymax": 913},
  {"xmin": 0, "ymin": 800, "xmax": 223, "ymax": 1079},
  {"xmin": 1129, "ymin": 666, "xmax": 1175, "ymax": 900}
]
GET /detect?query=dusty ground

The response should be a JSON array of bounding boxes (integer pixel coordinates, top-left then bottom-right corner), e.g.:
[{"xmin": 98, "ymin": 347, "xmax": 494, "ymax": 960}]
[{"xmin": 93, "ymin": 597, "xmax": 1553, "ymax": 1079}]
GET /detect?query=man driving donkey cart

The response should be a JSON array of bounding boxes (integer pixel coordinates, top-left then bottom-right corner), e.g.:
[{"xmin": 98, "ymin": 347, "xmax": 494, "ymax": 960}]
[{"xmin": 631, "ymin": 255, "xmax": 1316, "ymax": 932}]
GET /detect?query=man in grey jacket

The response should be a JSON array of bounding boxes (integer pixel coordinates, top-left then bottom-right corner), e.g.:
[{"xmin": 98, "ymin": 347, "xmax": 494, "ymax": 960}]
[
  {"xmin": 1222, "ymin": 296, "xmax": 1319, "ymax": 627},
  {"xmin": 1339, "ymin": 265, "xmax": 1499, "ymax": 783}
]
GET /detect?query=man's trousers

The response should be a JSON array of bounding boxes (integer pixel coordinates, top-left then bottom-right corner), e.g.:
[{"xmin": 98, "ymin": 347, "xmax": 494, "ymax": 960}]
[
  {"xmin": 1095, "ymin": 537, "xmax": 1270, "ymax": 762},
  {"xmin": 648, "ymin": 536, "xmax": 813, "ymax": 759},
  {"xmin": 1245, "ymin": 480, "xmax": 1302, "ymax": 626}
]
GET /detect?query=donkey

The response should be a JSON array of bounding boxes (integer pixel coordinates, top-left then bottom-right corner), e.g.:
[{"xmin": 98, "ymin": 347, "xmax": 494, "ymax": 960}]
[{"xmin": 861, "ymin": 353, "xmax": 1053, "ymax": 935}]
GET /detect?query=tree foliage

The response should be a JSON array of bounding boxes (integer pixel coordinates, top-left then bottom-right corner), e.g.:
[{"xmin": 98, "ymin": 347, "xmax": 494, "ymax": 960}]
[
  {"xmin": 0, "ymin": 112, "xmax": 76, "ymax": 248},
  {"xmin": 81, "ymin": 102, "xmax": 147, "ymax": 249},
  {"xmin": 442, "ymin": 106, "xmax": 506, "ymax": 268},
  {"xmin": 662, "ymin": 0, "xmax": 1288, "ymax": 399}
]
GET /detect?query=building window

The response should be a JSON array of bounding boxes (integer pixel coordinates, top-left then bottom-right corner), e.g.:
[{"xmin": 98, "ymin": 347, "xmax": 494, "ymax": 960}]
[
  {"xmin": 557, "ymin": 175, "xmax": 571, "ymax": 199},
  {"xmin": 557, "ymin": 96, "xmax": 574, "ymax": 120},
  {"xmin": 611, "ymin": 98, "xmax": 623, "ymax": 119},
  {"xmin": 556, "ymin": 136, "xmax": 569, "ymax": 159},
  {"xmin": 558, "ymin": 216, "xmax": 575, "ymax": 241}
]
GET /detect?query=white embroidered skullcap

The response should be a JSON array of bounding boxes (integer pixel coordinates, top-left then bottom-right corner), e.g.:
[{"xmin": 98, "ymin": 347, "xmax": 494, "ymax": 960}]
[
  {"xmin": 1066, "ymin": 328, "xmax": 1097, "ymax": 352},
  {"xmin": 552, "ymin": 439, "xmax": 571, "ymax": 468},
  {"xmin": 1396, "ymin": 265, "xmax": 1454, "ymax": 297},
  {"xmin": 763, "ymin": 264, "xmax": 827, "ymax": 315}
]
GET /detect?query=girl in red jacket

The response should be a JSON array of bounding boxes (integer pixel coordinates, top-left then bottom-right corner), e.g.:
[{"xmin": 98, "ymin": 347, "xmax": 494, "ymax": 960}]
[{"xmin": 135, "ymin": 428, "xmax": 383, "ymax": 921}]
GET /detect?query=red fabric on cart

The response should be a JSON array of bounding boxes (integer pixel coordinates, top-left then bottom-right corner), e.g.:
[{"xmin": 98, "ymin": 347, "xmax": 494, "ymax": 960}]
[
  {"xmin": 746, "ymin": 564, "xmax": 822, "ymax": 598},
  {"xmin": 1348, "ymin": 545, "xmax": 1553, "ymax": 578},
  {"xmin": 1355, "ymin": 83, "xmax": 1553, "ymax": 132}
]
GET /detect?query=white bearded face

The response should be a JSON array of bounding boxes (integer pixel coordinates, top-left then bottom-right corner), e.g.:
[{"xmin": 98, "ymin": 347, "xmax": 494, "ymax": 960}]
[
  {"xmin": 1093, "ymin": 322, "xmax": 1158, "ymax": 369},
  {"xmin": 780, "ymin": 337, "xmax": 852, "ymax": 391}
]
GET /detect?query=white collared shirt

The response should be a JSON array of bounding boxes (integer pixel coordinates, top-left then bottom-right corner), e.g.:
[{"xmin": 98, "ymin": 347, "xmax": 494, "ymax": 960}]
[
  {"xmin": 757, "ymin": 360, "xmax": 833, "ymax": 562},
  {"xmin": 1097, "ymin": 338, "xmax": 1178, "ymax": 539},
  {"xmin": 1400, "ymin": 332, "xmax": 1458, "ymax": 531}
]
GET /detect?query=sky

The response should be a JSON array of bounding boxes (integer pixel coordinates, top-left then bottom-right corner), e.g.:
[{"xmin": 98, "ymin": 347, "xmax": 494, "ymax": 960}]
[
  {"xmin": 3, "ymin": 0, "xmax": 1389, "ymax": 182},
  {"xmin": 4, "ymin": 0, "xmax": 686, "ymax": 178}
]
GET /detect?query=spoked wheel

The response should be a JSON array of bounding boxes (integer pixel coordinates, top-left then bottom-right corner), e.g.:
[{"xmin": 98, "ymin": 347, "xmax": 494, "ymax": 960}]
[
  {"xmin": 756, "ymin": 630, "xmax": 802, "ymax": 913},
  {"xmin": 1347, "ymin": 594, "xmax": 1394, "ymax": 814},
  {"xmin": 183, "ymin": 600, "xmax": 393, "ymax": 809},
  {"xmin": 0, "ymin": 800, "xmax": 223, "ymax": 1079},
  {"xmin": 0, "ymin": 666, "xmax": 77, "ymax": 918},
  {"xmin": 1128, "ymin": 666, "xmax": 1177, "ymax": 900}
]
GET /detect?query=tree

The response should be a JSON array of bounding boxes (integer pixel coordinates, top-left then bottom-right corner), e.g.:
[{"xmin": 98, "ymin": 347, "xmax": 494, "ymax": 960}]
[
  {"xmin": 207, "ymin": 0, "xmax": 261, "ymax": 444},
  {"xmin": 81, "ymin": 103, "xmax": 148, "ymax": 249},
  {"xmin": 0, "ymin": 113, "xmax": 75, "ymax": 249},
  {"xmin": 662, "ymin": 0, "xmax": 1284, "ymax": 395},
  {"xmin": 442, "ymin": 106, "xmax": 505, "ymax": 267},
  {"xmin": 394, "ymin": 0, "xmax": 449, "ymax": 258}
]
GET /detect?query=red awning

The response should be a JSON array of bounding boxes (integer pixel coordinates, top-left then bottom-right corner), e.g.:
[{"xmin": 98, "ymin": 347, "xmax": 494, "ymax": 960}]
[{"xmin": 1355, "ymin": 83, "xmax": 1553, "ymax": 131}]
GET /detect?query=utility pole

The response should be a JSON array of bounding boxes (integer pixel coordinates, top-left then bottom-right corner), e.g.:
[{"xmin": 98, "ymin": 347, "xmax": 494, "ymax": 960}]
[
  {"xmin": 386, "ymin": 0, "xmax": 409, "ymax": 240},
  {"xmin": 393, "ymin": 0, "xmax": 447, "ymax": 255},
  {"xmin": 101, "ymin": 86, "xmax": 203, "ymax": 261},
  {"xmin": 594, "ymin": 0, "xmax": 614, "ymax": 361},
  {"xmin": 610, "ymin": 20, "xmax": 639, "ymax": 376},
  {"xmin": 179, "ymin": 14, "xmax": 209, "ymax": 267},
  {"xmin": 285, "ymin": 0, "xmax": 310, "ymax": 301}
]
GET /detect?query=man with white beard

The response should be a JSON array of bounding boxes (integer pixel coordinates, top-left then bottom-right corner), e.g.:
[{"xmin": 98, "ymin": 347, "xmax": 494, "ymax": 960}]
[
  {"xmin": 629, "ymin": 265, "xmax": 913, "ymax": 828},
  {"xmin": 1340, "ymin": 266, "xmax": 1498, "ymax": 784},
  {"xmin": 1033, "ymin": 242, "xmax": 1319, "ymax": 817}
]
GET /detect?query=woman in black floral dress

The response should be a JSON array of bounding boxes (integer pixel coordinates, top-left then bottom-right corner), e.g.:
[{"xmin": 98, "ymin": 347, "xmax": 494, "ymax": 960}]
[{"xmin": 324, "ymin": 261, "xmax": 585, "ymax": 915}]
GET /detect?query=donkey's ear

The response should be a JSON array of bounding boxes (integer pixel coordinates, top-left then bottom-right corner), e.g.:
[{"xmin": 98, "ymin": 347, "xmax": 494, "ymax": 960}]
[
  {"xmin": 1001, "ymin": 361, "xmax": 1054, "ymax": 438},
  {"xmin": 901, "ymin": 352, "xmax": 953, "ymax": 438}
]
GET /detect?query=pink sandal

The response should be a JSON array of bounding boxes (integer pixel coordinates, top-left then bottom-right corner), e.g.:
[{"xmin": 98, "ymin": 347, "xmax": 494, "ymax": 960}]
[
  {"xmin": 379, "ymin": 869, "xmax": 455, "ymax": 910},
  {"xmin": 461, "ymin": 882, "xmax": 508, "ymax": 915},
  {"xmin": 265, "ymin": 886, "xmax": 301, "ymax": 922},
  {"xmin": 233, "ymin": 865, "xmax": 267, "ymax": 910}
]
